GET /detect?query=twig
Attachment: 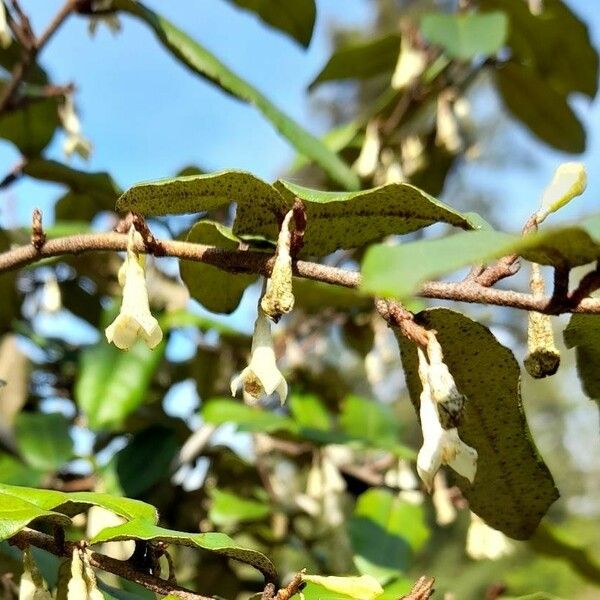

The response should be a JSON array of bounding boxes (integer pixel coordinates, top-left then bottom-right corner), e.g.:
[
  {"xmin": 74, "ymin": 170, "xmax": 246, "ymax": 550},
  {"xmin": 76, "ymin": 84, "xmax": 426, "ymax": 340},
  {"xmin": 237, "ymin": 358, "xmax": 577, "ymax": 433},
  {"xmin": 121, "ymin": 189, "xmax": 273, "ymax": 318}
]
[
  {"xmin": 0, "ymin": 159, "xmax": 26, "ymax": 190},
  {"xmin": 400, "ymin": 576, "xmax": 435, "ymax": 600},
  {"xmin": 0, "ymin": 0, "xmax": 77, "ymax": 113},
  {"xmin": 31, "ymin": 208, "xmax": 46, "ymax": 250},
  {"xmin": 290, "ymin": 197, "xmax": 307, "ymax": 257},
  {"xmin": 132, "ymin": 212, "xmax": 166, "ymax": 256},
  {"xmin": 9, "ymin": 529, "xmax": 213, "ymax": 600},
  {"xmin": 374, "ymin": 298, "xmax": 430, "ymax": 346},
  {"xmin": 274, "ymin": 571, "xmax": 304, "ymax": 600},
  {"xmin": 569, "ymin": 261, "xmax": 600, "ymax": 307},
  {"xmin": 0, "ymin": 231, "xmax": 600, "ymax": 315}
]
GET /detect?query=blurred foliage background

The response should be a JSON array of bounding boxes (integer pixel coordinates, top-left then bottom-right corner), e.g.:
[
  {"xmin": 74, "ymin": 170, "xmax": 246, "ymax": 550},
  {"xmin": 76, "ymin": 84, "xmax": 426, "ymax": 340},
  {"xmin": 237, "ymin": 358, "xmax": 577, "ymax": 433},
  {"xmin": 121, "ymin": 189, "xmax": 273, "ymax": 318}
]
[{"xmin": 0, "ymin": 0, "xmax": 599, "ymax": 599}]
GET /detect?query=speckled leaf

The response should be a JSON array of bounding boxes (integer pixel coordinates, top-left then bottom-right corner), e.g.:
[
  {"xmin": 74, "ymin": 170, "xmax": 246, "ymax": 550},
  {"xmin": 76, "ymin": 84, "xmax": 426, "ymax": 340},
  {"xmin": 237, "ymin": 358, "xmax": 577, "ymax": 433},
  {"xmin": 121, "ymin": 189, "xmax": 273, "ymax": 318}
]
[
  {"xmin": 496, "ymin": 62, "xmax": 585, "ymax": 153},
  {"xmin": 396, "ymin": 308, "xmax": 558, "ymax": 539},
  {"xmin": 113, "ymin": 0, "xmax": 359, "ymax": 190},
  {"xmin": 90, "ymin": 520, "xmax": 277, "ymax": 580},
  {"xmin": 180, "ymin": 221, "xmax": 257, "ymax": 314},
  {"xmin": 362, "ymin": 215, "xmax": 600, "ymax": 298},
  {"xmin": 0, "ymin": 491, "xmax": 70, "ymax": 541},
  {"xmin": 564, "ymin": 314, "xmax": 600, "ymax": 405},
  {"xmin": 235, "ymin": 179, "xmax": 479, "ymax": 257},
  {"xmin": 116, "ymin": 170, "xmax": 285, "ymax": 217}
]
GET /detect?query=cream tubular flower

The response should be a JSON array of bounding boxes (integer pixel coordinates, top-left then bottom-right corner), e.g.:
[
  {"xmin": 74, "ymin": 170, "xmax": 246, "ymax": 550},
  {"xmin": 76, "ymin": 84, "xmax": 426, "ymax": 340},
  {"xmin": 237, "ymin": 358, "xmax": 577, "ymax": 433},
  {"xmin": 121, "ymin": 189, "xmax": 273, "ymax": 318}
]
[
  {"xmin": 105, "ymin": 226, "xmax": 163, "ymax": 350},
  {"xmin": 0, "ymin": 3, "xmax": 11, "ymax": 49},
  {"xmin": 230, "ymin": 307, "xmax": 287, "ymax": 404},
  {"xmin": 19, "ymin": 548, "xmax": 52, "ymax": 600},
  {"xmin": 416, "ymin": 348, "xmax": 477, "ymax": 493},
  {"xmin": 261, "ymin": 209, "xmax": 295, "ymax": 320},
  {"xmin": 353, "ymin": 120, "xmax": 381, "ymax": 178},
  {"xmin": 391, "ymin": 37, "xmax": 426, "ymax": 91},
  {"xmin": 58, "ymin": 94, "xmax": 93, "ymax": 160},
  {"xmin": 466, "ymin": 512, "xmax": 513, "ymax": 560}
]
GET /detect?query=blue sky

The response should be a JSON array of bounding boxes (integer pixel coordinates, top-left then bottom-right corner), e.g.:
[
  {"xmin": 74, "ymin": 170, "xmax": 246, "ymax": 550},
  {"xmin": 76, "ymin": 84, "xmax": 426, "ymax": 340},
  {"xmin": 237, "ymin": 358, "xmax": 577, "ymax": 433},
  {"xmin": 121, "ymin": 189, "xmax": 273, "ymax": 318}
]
[{"xmin": 0, "ymin": 0, "xmax": 598, "ymax": 227}]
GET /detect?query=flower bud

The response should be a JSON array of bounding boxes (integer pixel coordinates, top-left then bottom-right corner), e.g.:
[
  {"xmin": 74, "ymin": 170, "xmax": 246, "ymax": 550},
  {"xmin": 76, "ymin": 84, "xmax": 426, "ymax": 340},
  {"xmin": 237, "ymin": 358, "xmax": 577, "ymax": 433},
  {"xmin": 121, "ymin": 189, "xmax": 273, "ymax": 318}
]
[
  {"xmin": 536, "ymin": 162, "xmax": 586, "ymax": 224},
  {"xmin": 261, "ymin": 210, "xmax": 295, "ymax": 320}
]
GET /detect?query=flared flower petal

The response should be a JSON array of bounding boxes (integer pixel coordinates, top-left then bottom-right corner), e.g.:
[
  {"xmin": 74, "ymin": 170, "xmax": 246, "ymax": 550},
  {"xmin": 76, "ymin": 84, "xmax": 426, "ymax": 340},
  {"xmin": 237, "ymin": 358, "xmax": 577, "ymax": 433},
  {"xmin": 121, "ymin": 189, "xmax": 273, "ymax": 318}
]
[
  {"xmin": 230, "ymin": 308, "xmax": 287, "ymax": 404},
  {"xmin": 466, "ymin": 513, "xmax": 513, "ymax": 561},
  {"xmin": 105, "ymin": 226, "xmax": 162, "ymax": 351}
]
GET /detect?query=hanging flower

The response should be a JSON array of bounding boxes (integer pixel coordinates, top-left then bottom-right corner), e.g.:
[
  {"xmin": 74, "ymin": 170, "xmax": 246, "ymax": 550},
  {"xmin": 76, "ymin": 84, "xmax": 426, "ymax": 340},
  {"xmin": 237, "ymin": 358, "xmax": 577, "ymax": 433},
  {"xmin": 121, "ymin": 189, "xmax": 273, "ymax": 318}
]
[
  {"xmin": 0, "ymin": 3, "xmax": 11, "ymax": 49},
  {"xmin": 19, "ymin": 548, "xmax": 52, "ymax": 600},
  {"xmin": 39, "ymin": 273, "xmax": 62, "ymax": 314},
  {"xmin": 230, "ymin": 307, "xmax": 287, "ymax": 404},
  {"xmin": 435, "ymin": 91, "xmax": 463, "ymax": 154},
  {"xmin": 416, "ymin": 347, "xmax": 477, "ymax": 493},
  {"xmin": 58, "ymin": 94, "xmax": 92, "ymax": 160},
  {"xmin": 261, "ymin": 209, "xmax": 295, "ymax": 320},
  {"xmin": 432, "ymin": 472, "xmax": 457, "ymax": 526},
  {"xmin": 353, "ymin": 120, "xmax": 381, "ymax": 178},
  {"xmin": 391, "ymin": 37, "xmax": 426, "ymax": 91},
  {"xmin": 466, "ymin": 513, "xmax": 513, "ymax": 560},
  {"xmin": 105, "ymin": 226, "xmax": 163, "ymax": 350}
]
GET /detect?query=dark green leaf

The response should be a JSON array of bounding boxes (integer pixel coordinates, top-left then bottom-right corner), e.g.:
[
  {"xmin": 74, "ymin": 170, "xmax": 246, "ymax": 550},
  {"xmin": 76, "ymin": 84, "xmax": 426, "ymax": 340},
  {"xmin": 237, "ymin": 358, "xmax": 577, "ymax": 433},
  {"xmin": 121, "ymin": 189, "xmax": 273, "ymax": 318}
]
[
  {"xmin": 0, "ymin": 232, "xmax": 19, "ymax": 334},
  {"xmin": 202, "ymin": 398, "xmax": 297, "ymax": 434},
  {"xmin": 0, "ymin": 455, "xmax": 43, "ymax": 487},
  {"xmin": 115, "ymin": 426, "xmax": 179, "ymax": 497},
  {"xmin": 362, "ymin": 215, "xmax": 600, "ymax": 299},
  {"xmin": 90, "ymin": 519, "xmax": 277, "ymax": 580},
  {"xmin": 75, "ymin": 338, "xmax": 165, "ymax": 430},
  {"xmin": 113, "ymin": 0, "xmax": 359, "ymax": 190},
  {"xmin": 0, "ymin": 84, "xmax": 59, "ymax": 155},
  {"xmin": 420, "ymin": 11, "xmax": 508, "ymax": 60},
  {"xmin": 564, "ymin": 314, "xmax": 600, "ymax": 405},
  {"xmin": 24, "ymin": 158, "xmax": 121, "ymax": 221},
  {"xmin": 349, "ymin": 488, "xmax": 429, "ymax": 583},
  {"xmin": 209, "ymin": 488, "xmax": 271, "ymax": 526},
  {"xmin": 396, "ymin": 308, "xmax": 559, "ymax": 539},
  {"xmin": 309, "ymin": 33, "xmax": 401, "ymax": 90},
  {"xmin": 479, "ymin": 0, "xmax": 598, "ymax": 98},
  {"xmin": 227, "ymin": 0, "xmax": 316, "ymax": 47},
  {"xmin": 235, "ymin": 179, "xmax": 480, "ymax": 256},
  {"xmin": 495, "ymin": 62, "xmax": 585, "ymax": 153},
  {"xmin": 0, "ymin": 41, "xmax": 48, "ymax": 84},
  {"xmin": 180, "ymin": 221, "xmax": 257, "ymax": 314},
  {"xmin": 14, "ymin": 413, "xmax": 73, "ymax": 472}
]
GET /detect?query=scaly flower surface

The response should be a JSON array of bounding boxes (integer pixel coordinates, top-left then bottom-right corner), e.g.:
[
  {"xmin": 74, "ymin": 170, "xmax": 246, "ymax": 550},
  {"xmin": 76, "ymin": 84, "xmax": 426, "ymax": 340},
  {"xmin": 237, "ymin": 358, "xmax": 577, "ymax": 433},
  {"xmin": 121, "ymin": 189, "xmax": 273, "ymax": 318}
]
[
  {"xmin": 105, "ymin": 226, "xmax": 162, "ymax": 350},
  {"xmin": 416, "ymin": 347, "xmax": 477, "ymax": 492},
  {"xmin": 230, "ymin": 307, "xmax": 287, "ymax": 404}
]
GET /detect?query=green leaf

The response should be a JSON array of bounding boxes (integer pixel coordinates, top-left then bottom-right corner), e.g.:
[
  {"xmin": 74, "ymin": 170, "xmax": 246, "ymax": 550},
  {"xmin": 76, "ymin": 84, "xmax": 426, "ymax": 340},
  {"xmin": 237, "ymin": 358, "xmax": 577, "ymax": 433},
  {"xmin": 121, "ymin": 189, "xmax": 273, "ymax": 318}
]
[
  {"xmin": 0, "ymin": 492, "xmax": 70, "ymax": 541},
  {"xmin": 339, "ymin": 395, "xmax": 400, "ymax": 450},
  {"xmin": 292, "ymin": 582, "xmax": 355, "ymax": 600},
  {"xmin": 420, "ymin": 12, "xmax": 508, "ymax": 60},
  {"xmin": 0, "ymin": 84, "xmax": 59, "ymax": 155},
  {"xmin": 235, "ymin": 179, "xmax": 479, "ymax": 257},
  {"xmin": 361, "ymin": 215, "xmax": 600, "ymax": 299},
  {"xmin": 349, "ymin": 488, "xmax": 429, "ymax": 583},
  {"xmin": 309, "ymin": 33, "xmax": 401, "ymax": 90},
  {"xmin": 289, "ymin": 394, "xmax": 331, "ymax": 431},
  {"xmin": 202, "ymin": 398, "xmax": 297, "ymax": 434},
  {"xmin": 15, "ymin": 413, "xmax": 73, "ymax": 472},
  {"xmin": 564, "ymin": 314, "xmax": 600, "ymax": 405},
  {"xmin": 293, "ymin": 278, "xmax": 372, "ymax": 313},
  {"xmin": 209, "ymin": 489, "xmax": 271, "ymax": 527},
  {"xmin": 75, "ymin": 339, "xmax": 165, "ymax": 430},
  {"xmin": 0, "ymin": 483, "xmax": 158, "ymax": 524},
  {"xmin": 90, "ymin": 520, "xmax": 277, "ymax": 580},
  {"xmin": 0, "ymin": 455, "xmax": 43, "ymax": 487},
  {"xmin": 396, "ymin": 308, "xmax": 559, "ymax": 539},
  {"xmin": 24, "ymin": 158, "xmax": 121, "ymax": 221},
  {"xmin": 0, "ymin": 41, "xmax": 48, "ymax": 85},
  {"xmin": 479, "ymin": 0, "xmax": 598, "ymax": 98},
  {"xmin": 113, "ymin": 0, "xmax": 359, "ymax": 190},
  {"xmin": 180, "ymin": 221, "xmax": 257, "ymax": 314},
  {"xmin": 114, "ymin": 426, "xmax": 179, "ymax": 498},
  {"xmin": 495, "ymin": 61, "xmax": 585, "ymax": 153},
  {"xmin": 116, "ymin": 170, "xmax": 285, "ymax": 217},
  {"xmin": 226, "ymin": 0, "xmax": 316, "ymax": 47}
]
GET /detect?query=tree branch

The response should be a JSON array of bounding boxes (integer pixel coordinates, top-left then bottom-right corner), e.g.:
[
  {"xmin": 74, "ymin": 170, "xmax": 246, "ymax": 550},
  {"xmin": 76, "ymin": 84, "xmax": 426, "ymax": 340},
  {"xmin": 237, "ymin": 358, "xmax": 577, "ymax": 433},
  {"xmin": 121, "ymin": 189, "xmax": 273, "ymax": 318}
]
[
  {"xmin": 9, "ymin": 529, "xmax": 213, "ymax": 600},
  {"xmin": 0, "ymin": 231, "xmax": 599, "ymax": 316}
]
